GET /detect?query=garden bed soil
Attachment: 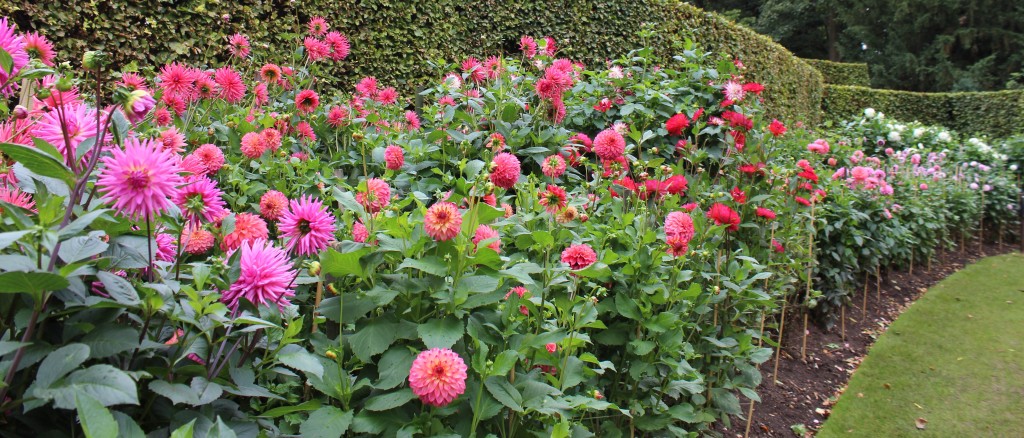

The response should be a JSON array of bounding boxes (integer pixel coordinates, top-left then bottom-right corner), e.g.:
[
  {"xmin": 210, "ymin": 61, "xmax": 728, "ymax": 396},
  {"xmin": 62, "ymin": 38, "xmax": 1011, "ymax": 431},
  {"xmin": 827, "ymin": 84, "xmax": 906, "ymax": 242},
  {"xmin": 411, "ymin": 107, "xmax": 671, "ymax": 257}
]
[{"xmin": 720, "ymin": 240, "xmax": 1018, "ymax": 437}]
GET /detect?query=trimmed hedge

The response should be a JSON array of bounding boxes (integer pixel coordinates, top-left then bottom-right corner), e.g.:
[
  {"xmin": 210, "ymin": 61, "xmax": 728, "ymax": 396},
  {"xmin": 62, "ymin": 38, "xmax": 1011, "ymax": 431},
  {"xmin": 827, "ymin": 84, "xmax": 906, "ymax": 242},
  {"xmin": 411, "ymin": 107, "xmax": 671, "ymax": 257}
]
[
  {"xmin": 803, "ymin": 59, "xmax": 870, "ymax": 87},
  {"xmin": 0, "ymin": 0, "xmax": 823, "ymax": 124},
  {"xmin": 822, "ymin": 85, "xmax": 1024, "ymax": 138}
]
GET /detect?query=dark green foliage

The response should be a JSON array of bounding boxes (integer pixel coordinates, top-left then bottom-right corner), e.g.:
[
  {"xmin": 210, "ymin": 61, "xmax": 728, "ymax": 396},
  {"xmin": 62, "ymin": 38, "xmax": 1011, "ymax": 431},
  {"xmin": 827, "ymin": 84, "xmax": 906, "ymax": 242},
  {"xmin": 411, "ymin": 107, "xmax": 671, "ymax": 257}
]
[
  {"xmin": 822, "ymin": 85, "xmax": 1024, "ymax": 138},
  {"xmin": 804, "ymin": 59, "xmax": 870, "ymax": 87},
  {"xmin": 0, "ymin": 0, "xmax": 824, "ymax": 123}
]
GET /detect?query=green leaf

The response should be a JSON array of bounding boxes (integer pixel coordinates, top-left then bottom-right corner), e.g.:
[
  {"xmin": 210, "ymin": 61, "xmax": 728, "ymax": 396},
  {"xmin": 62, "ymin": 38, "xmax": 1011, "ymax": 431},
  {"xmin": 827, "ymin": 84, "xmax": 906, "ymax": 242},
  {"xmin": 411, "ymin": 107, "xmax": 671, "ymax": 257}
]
[
  {"xmin": 37, "ymin": 364, "xmax": 139, "ymax": 409},
  {"xmin": 417, "ymin": 318, "xmax": 464, "ymax": 349},
  {"xmin": 454, "ymin": 275, "xmax": 499, "ymax": 305},
  {"xmin": 321, "ymin": 247, "xmax": 370, "ymax": 279},
  {"xmin": 0, "ymin": 48, "xmax": 12, "ymax": 75},
  {"xmin": 0, "ymin": 142, "xmax": 74, "ymax": 184},
  {"xmin": 96, "ymin": 271, "xmax": 140, "ymax": 306},
  {"xmin": 170, "ymin": 420, "xmax": 196, "ymax": 438},
  {"xmin": 111, "ymin": 412, "xmax": 146, "ymax": 438},
  {"xmin": 278, "ymin": 344, "xmax": 325, "ymax": 379},
  {"xmin": 36, "ymin": 343, "xmax": 90, "ymax": 389},
  {"xmin": 0, "ymin": 270, "xmax": 69, "ymax": 295},
  {"xmin": 349, "ymin": 321, "xmax": 400, "ymax": 362},
  {"xmin": 32, "ymin": 138, "xmax": 63, "ymax": 162},
  {"xmin": 484, "ymin": 377, "xmax": 524, "ymax": 412},
  {"xmin": 207, "ymin": 417, "xmax": 238, "ymax": 438},
  {"xmin": 58, "ymin": 235, "xmax": 109, "ymax": 264},
  {"xmin": 489, "ymin": 350, "xmax": 519, "ymax": 377},
  {"xmin": 0, "ymin": 230, "xmax": 31, "ymax": 251},
  {"xmin": 0, "ymin": 341, "xmax": 29, "ymax": 357},
  {"xmin": 374, "ymin": 348, "xmax": 414, "ymax": 390},
  {"xmin": 300, "ymin": 406, "xmax": 353, "ymax": 438},
  {"xmin": 149, "ymin": 381, "xmax": 194, "ymax": 406},
  {"xmin": 614, "ymin": 294, "xmax": 643, "ymax": 320},
  {"xmin": 260, "ymin": 400, "xmax": 321, "ymax": 418},
  {"xmin": 398, "ymin": 256, "xmax": 447, "ymax": 276},
  {"xmin": 76, "ymin": 391, "xmax": 119, "ymax": 438},
  {"xmin": 363, "ymin": 388, "xmax": 417, "ymax": 411},
  {"xmin": 59, "ymin": 209, "xmax": 111, "ymax": 238},
  {"xmin": 81, "ymin": 325, "xmax": 139, "ymax": 358}
]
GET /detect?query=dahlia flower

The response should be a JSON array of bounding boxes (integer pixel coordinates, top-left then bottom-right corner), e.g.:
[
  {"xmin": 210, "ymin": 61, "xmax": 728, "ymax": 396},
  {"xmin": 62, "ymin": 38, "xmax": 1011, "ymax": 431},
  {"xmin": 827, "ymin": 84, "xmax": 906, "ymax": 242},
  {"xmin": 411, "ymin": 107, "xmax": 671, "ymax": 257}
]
[
  {"xmin": 0, "ymin": 184, "xmax": 35, "ymax": 214},
  {"xmin": 97, "ymin": 137, "xmax": 183, "ymax": 220},
  {"xmin": 123, "ymin": 89, "xmax": 156, "ymax": 125},
  {"xmin": 34, "ymin": 102, "xmax": 105, "ymax": 164},
  {"xmin": 384, "ymin": 145, "xmax": 405, "ymax": 170},
  {"xmin": 260, "ymin": 64, "xmax": 282, "ymax": 83},
  {"xmin": 308, "ymin": 16, "xmax": 329, "ymax": 36},
  {"xmin": 561, "ymin": 244, "xmax": 597, "ymax": 270},
  {"xmin": 240, "ymin": 132, "xmax": 267, "ymax": 159},
  {"xmin": 356, "ymin": 178, "xmax": 391, "ymax": 214},
  {"xmin": 539, "ymin": 184, "xmax": 567, "ymax": 214},
  {"xmin": 157, "ymin": 126, "xmax": 186, "ymax": 153},
  {"xmin": 490, "ymin": 153, "xmax": 521, "ymax": 189},
  {"xmin": 304, "ymin": 37, "xmax": 330, "ymax": 61},
  {"xmin": 214, "ymin": 66, "xmax": 245, "ymax": 103},
  {"xmin": 221, "ymin": 212, "xmax": 269, "ymax": 252},
  {"xmin": 279, "ymin": 195, "xmax": 337, "ymax": 256},
  {"xmin": 542, "ymin": 155, "xmax": 566, "ymax": 179},
  {"xmin": 155, "ymin": 233, "xmax": 177, "ymax": 263},
  {"xmin": 327, "ymin": 106, "xmax": 350, "ymax": 128},
  {"xmin": 183, "ymin": 226, "xmax": 215, "ymax": 255},
  {"xmin": 472, "ymin": 225, "xmax": 501, "ymax": 253},
  {"xmin": 665, "ymin": 113, "xmax": 690, "ymax": 136},
  {"xmin": 158, "ymin": 62, "xmax": 197, "ymax": 99},
  {"xmin": 324, "ymin": 31, "xmax": 350, "ymax": 61},
  {"xmin": 259, "ymin": 190, "xmax": 289, "ymax": 221},
  {"xmin": 295, "ymin": 89, "xmax": 319, "ymax": 114},
  {"xmin": 593, "ymin": 129, "xmax": 625, "ymax": 160},
  {"xmin": 23, "ymin": 31, "xmax": 55, "ymax": 66},
  {"xmin": 222, "ymin": 240, "xmax": 297, "ymax": 310},
  {"xmin": 768, "ymin": 119, "xmax": 787, "ymax": 137},
  {"xmin": 424, "ymin": 202, "xmax": 462, "ymax": 241},
  {"xmin": 519, "ymin": 36, "xmax": 538, "ymax": 58},
  {"xmin": 408, "ymin": 348, "xmax": 468, "ymax": 407},
  {"xmin": 706, "ymin": 203, "xmax": 740, "ymax": 232},
  {"xmin": 0, "ymin": 18, "xmax": 28, "ymax": 95},
  {"xmin": 352, "ymin": 221, "xmax": 369, "ymax": 243},
  {"xmin": 227, "ymin": 33, "xmax": 250, "ymax": 58},
  {"xmin": 190, "ymin": 144, "xmax": 225, "ymax": 174},
  {"xmin": 174, "ymin": 176, "xmax": 228, "ymax": 226},
  {"xmin": 756, "ymin": 207, "xmax": 776, "ymax": 220}
]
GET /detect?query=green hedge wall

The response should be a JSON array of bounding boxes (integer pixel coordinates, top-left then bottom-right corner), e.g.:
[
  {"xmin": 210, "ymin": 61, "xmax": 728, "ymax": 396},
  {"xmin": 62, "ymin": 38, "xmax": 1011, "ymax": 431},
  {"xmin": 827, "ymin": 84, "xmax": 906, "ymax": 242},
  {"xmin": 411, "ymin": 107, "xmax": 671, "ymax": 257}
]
[
  {"xmin": 823, "ymin": 85, "xmax": 1024, "ymax": 138},
  {"xmin": 803, "ymin": 59, "xmax": 871, "ymax": 87},
  {"xmin": 0, "ymin": 0, "xmax": 823, "ymax": 124}
]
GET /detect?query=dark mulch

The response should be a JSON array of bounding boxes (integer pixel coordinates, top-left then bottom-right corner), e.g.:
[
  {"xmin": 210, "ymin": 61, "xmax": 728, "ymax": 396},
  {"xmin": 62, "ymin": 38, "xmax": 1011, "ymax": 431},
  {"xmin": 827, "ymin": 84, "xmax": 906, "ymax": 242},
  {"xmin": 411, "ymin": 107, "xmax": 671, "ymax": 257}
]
[{"xmin": 718, "ymin": 239, "xmax": 1019, "ymax": 437}]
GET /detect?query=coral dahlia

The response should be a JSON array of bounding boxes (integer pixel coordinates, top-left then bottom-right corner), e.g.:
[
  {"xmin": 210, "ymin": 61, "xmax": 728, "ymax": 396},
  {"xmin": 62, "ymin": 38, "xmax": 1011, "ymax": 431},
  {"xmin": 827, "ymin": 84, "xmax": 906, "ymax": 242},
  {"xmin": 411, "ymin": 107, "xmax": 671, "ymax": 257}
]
[
  {"xmin": 221, "ymin": 212, "xmax": 269, "ymax": 252},
  {"xmin": 259, "ymin": 190, "xmax": 289, "ymax": 221},
  {"xmin": 408, "ymin": 348, "xmax": 468, "ymax": 407},
  {"xmin": 561, "ymin": 244, "xmax": 597, "ymax": 270},
  {"xmin": 424, "ymin": 202, "xmax": 462, "ymax": 241},
  {"xmin": 490, "ymin": 153, "xmax": 521, "ymax": 189}
]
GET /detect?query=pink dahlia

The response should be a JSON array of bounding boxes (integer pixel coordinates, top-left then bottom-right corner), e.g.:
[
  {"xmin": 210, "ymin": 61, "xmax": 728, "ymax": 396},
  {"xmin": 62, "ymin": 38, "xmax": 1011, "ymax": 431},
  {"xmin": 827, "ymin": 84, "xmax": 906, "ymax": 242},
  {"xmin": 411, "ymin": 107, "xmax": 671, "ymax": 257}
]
[
  {"xmin": 174, "ymin": 176, "xmax": 228, "ymax": 226},
  {"xmin": 155, "ymin": 233, "xmax": 177, "ymax": 263},
  {"xmin": 183, "ymin": 226, "xmax": 215, "ymax": 255},
  {"xmin": 665, "ymin": 211, "xmax": 695, "ymax": 243},
  {"xmin": 519, "ymin": 36, "xmax": 538, "ymax": 58},
  {"xmin": 352, "ymin": 221, "xmax": 369, "ymax": 243},
  {"xmin": 561, "ymin": 244, "xmax": 597, "ymax": 270},
  {"xmin": 192, "ymin": 144, "xmax": 225, "ymax": 174},
  {"xmin": 707, "ymin": 203, "xmax": 740, "ymax": 232},
  {"xmin": 214, "ymin": 67, "xmax": 246, "ymax": 103},
  {"xmin": 327, "ymin": 106, "xmax": 350, "ymax": 128},
  {"xmin": 308, "ymin": 16, "xmax": 329, "ymax": 36},
  {"xmin": 462, "ymin": 57, "xmax": 485, "ymax": 83},
  {"xmin": 240, "ymin": 132, "xmax": 267, "ymax": 159},
  {"xmin": 408, "ymin": 348, "xmax": 468, "ymax": 407},
  {"xmin": 723, "ymin": 80, "xmax": 746, "ymax": 102},
  {"xmin": 304, "ymin": 37, "xmax": 330, "ymax": 61},
  {"xmin": 0, "ymin": 18, "xmax": 28, "ymax": 95},
  {"xmin": 0, "ymin": 184, "xmax": 35, "ymax": 214},
  {"xmin": 755, "ymin": 207, "xmax": 777, "ymax": 220},
  {"xmin": 295, "ymin": 89, "xmax": 319, "ymax": 114},
  {"xmin": 807, "ymin": 139, "xmax": 830, "ymax": 155},
  {"xmin": 23, "ymin": 31, "xmax": 55, "ymax": 67},
  {"xmin": 154, "ymin": 108, "xmax": 173, "ymax": 126},
  {"xmin": 261, "ymin": 128, "xmax": 282, "ymax": 151},
  {"xmin": 158, "ymin": 62, "xmax": 197, "ymax": 99},
  {"xmin": 118, "ymin": 72, "xmax": 148, "ymax": 91},
  {"xmin": 324, "ymin": 31, "xmax": 350, "ymax": 61},
  {"xmin": 34, "ymin": 102, "xmax": 104, "ymax": 164},
  {"xmin": 663, "ymin": 175, "xmax": 688, "ymax": 194},
  {"xmin": 296, "ymin": 121, "xmax": 316, "ymax": 143},
  {"xmin": 279, "ymin": 195, "xmax": 336, "ymax": 256},
  {"xmin": 97, "ymin": 137, "xmax": 183, "ymax": 220},
  {"xmin": 356, "ymin": 178, "xmax": 391, "ymax": 214},
  {"xmin": 384, "ymin": 145, "xmax": 405, "ymax": 170},
  {"xmin": 539, "ymin": 184, "xmax": 567, "ymax": 214},
  {"xmin": 665, "ymin": 113, "xmax": 690, "ymax": 136},
  {"xmin": 490, "ymin": 153, "xmax": 521, "ymax": 189},
  {"xmin": 123, "ymin": 90, "xmax": 156, "ymax": 125},
  {"xmin": 472, "ymin": 225, "xmax": 501, "ymax": 253},
  {"xmin": 731, "ymin": 186, "xmax": 747, "ymax": 204},
  {"xmin": 404, "ymin": 110, "xmax": 421, "ymax": 130},
  {"xmin": 542, "ymin": 36, "xmax": 557, "ymax": 56},
  {"xmin": 227, "ymin": 33, "xmax": 250, "ymax": 58},
  {"xmin": 195, "ymin": 74, "xmax": 217, "ymax": 99},
  {"xmin": 158, "ymin": 127, "xmax": 186, "ymax": 153},
  {"xmin": 259, "ymin": 190, "xmax": 289, "ymax": 221},
  {"xmin": 424, "ymin": 202, "xmax": 462, "ymax": 241},
  {"xmin": 222, "ymin": 240, "xmax": 297, "ymax": 310},
  {"xmin": 374, "ymin": 86, "xmax": 399, "ymax": 105},
  {"xmin": 593, "ymin": 129, "xmax": 625, "ymax": 160},
  {"xmin": 260, "ymin": 64, "xmax": 282, "ymax": 83},
  {"xmin": 356, "ymin": 76, "xmax": 378, "ymax": 97},
  {"xmin": 221, "ymin": 212, "xmax": 269, "ymax": 252},
  {"xmin": 542, "ymin": 154, "xmax": 567, "ymax": 179}
]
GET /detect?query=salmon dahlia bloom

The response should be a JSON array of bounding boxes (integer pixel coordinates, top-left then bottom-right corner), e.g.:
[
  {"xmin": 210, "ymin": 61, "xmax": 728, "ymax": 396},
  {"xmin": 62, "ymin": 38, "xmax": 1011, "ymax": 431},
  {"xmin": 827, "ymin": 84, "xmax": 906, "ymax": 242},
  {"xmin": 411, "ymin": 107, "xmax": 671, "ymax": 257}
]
[
  {"xmin": 221, "ymin": 212, "xmax": 269, "ymax": 252},
  {"xmin": 356, "ymin": 178, "xmax": 391, "ymax": 213},
  {"xmin": 191, "ymin": 144, "xmax": 225, "ymax": 174},
  {"xmin": 384, "ymin": 145, "xmax": 405, "ymax": 170},
  {"xmin": 222, "ymin": 240, "xmax": 297, "ymax": 310},
  {"xmin": 542, "ymin": 154, "xmax": 567, "ymax": 179},
  {"xmin": 259, "ymin": 190, "xmax": 289, "ymax": 221},
  {"xmin": 279, "ymin": 195, "xmax": 337, "ymax": 256},
  {"xmin": 408, "ymin": 348, "xmax": 468, "ymax": 407},
  {"xmin": 490, "ymin": 152, "xmax": 521, "ymax": 189},
  {"xmin": 183, "ymin": 226, "xmax": 215, "ymax": 255},
  {"xmin": 97, "ymin": 138, "xmax": 183, "ymax": 220},
  {"xmin": 424, "ymin": 202, "xmax": 462, "ymax": 241},
  {"xmin": 561, "ymin": 243, "xmax": 597, "ymax": 270},
  {"xmin": 472, "ymin": 225, "xmax": 501, "ymax": 253}
]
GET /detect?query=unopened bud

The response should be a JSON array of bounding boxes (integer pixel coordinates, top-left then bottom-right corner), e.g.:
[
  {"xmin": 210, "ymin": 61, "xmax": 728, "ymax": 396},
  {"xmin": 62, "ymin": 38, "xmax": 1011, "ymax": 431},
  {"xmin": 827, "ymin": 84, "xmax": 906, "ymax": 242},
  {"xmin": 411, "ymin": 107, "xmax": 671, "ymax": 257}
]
[
  {"xmin": 325, "ymin": 350, "xmax": 337, "ymax": 359},
  {"xmin": 308, "ymin": 261, "xmax": 321, "ymax": 276},
  {"xmin": 36, "ymin": 88, "xmax": 52, "ymax": 99},
  {"xmin": 327, "ymin": 284, "xmax": 339, "ymax": 295},
  {"xmin": 651, "ymin": 147, "xmax": 659, "ymax": 154},
  {"xmin": 55, "ymin": 77, "xmax": 73, "ymax": 92},
  {"xmin": 352, "ymin": 132, "xmax": 364, "ymax": 141},
  {"xmin": 81, "ymin": 50, "xmax": 107, "ymax": 71},
  {"xmin": 12, "ymin": 105, "xmax": 27, "ymax": 120}
]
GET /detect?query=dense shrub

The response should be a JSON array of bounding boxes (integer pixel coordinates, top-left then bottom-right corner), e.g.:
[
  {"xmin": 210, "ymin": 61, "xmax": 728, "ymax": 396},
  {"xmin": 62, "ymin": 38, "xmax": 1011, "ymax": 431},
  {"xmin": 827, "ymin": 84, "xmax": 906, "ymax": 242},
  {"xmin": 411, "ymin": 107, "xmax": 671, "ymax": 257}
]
[
  {"xmin": 822, "ymin": 85, "xmax": 1024, "ymax": 138},
  {"xmin": 803, "ymin": 59, "xmax": 870, "ymax": 87},
  {"xmin": 0, "ymin": 0, "xmax": 824, "ymax": 124}
]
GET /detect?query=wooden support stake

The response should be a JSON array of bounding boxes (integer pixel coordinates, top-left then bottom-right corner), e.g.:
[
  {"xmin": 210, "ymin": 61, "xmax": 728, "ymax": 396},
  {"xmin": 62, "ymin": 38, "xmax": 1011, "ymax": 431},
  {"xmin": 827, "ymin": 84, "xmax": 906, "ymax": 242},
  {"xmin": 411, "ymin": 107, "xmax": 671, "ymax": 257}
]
[
  {"xmin": 311, "ymin": 281, "xmax": 324, "ymax": 333},
  {"xmin": 772, "ymin": 299, "xmax": 788, "ymax": 385},
  {"xmin": 801, "ymin": 312, "xmax": 809, "ymax": 362},
  {"xmin": 876, "ymin": 266, "xmax": 881, "ymax": 301},
  {"xmin": 862, "ymin": 271, "xmax": 869, "ymax": 319},
  {"xmin": 841, "ymin": 305, "xmax": 846, "ymax": 341}
]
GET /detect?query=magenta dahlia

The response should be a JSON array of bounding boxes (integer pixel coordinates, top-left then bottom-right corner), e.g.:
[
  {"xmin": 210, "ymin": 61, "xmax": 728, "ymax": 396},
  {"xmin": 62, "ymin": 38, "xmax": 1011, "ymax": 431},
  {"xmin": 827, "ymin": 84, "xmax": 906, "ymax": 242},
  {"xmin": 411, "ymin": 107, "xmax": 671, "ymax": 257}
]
[
  {"xmin": 97, "ymin": 137, "xmax": 183, "ymax": 220},
  {"xmin": 173, "ymin": 176, "xmax": 228, "ymax": 226},
  {"xmin": 279, "ymin": 195, "xmax": 337, "ymax": 256},
  {"xmin": 222, "ymin": 240, "xmax": 297, "ymax": 310}
]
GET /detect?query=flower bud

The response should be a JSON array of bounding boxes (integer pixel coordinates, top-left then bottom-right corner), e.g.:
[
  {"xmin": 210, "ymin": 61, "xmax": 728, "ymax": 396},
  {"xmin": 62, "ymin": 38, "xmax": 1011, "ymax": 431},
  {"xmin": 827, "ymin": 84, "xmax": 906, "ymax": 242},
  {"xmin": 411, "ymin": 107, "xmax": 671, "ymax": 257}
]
[
  {"xmin": 327, "ymin": 284, "xmax": 339, "ymax": 295},
  {"xmin": 308, "ymin": 261, "xmax": 321, "ymax": 276},
  {"xmin": 36, "ymin": 87, "xmax": 52, "ymax": 99},
  {"xmin": 55, "ymin": 77, "xmax": 73, "ymax": 92},
  {"xmin": 11, "ymin": 105, "xmax": 27, "ymax": 120},
  {"xmin": 325, "ymin": 350, "xmax": 337, "ymax": 360},
  {"xmin": 352, "ymin": 132, "xmax": 364, "ymax": 141},
  {"xmin": 81, "ymin": 50, "xmax": 107, "ymax": 71}
]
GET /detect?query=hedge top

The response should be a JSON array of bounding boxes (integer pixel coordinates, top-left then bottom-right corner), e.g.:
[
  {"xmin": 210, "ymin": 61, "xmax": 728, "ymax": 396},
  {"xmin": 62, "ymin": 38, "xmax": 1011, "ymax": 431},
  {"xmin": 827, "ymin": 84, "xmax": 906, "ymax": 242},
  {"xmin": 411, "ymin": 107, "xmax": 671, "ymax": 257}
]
[{"xmin": 803, "ymin": 59, "xmax": 870, "ymax": 87}]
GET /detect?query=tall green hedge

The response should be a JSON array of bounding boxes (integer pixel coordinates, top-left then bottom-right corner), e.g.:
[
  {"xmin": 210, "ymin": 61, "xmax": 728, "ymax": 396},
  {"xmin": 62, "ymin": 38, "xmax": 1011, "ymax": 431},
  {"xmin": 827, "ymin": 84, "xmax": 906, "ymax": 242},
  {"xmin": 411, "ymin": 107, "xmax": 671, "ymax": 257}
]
[
  {"xmin": 823, "ymin": 85, "xmax": 1024, "ymax": 138},
  {"xmin": 0, "ymin": 0, "xmax": 823, "ymax": 124},
  {"xmin": 803, "ymin": 59, "xmax": 870, "ymax": 87}
]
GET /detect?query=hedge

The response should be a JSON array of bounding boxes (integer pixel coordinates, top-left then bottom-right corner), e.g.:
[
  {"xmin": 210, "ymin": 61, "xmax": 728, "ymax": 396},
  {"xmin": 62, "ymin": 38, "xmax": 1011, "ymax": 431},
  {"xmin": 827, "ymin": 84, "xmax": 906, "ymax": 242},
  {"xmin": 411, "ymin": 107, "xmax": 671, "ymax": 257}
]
[
  {"xmin": 822, "ymin": 85, "xmax": 1024, "ymax": 138},
  {"xmin": 803, "ymin": 59, "xmax": 871, "ymax": 87},
  {"xmin": 0, "ymin": 0, "xmax": 823, "ymax": 124}
]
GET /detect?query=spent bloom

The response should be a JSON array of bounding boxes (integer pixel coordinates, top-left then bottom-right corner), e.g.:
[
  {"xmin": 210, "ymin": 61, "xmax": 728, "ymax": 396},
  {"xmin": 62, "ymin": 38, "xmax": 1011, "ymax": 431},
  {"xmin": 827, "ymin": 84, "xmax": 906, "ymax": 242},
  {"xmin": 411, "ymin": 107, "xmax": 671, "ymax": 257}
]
[
  {"xmin": 279, "ymin": 195, "xmax": 337, "ymax": 256},
  {"xmin": 408, "ymin": 348, "xmax": 468, "ymax": 407},
  {"xmin": 424, "ymin": 202, "xmax": 462, "ymax": 241},
  {"xmin": 221, "ymin": 240, "xmax": 297, "ymax": 310},
  {"xmin": 97, "ymin": 137, "xmax": 183, "ymax": 220}
]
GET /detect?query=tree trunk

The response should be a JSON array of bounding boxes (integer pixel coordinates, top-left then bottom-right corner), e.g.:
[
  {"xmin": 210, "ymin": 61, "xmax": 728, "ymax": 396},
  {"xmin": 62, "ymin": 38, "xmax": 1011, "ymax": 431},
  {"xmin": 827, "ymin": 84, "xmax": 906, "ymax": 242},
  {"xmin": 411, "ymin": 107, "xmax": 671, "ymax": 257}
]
[{"xmin": 826, "ymin": 11, "xmax": 840, "ymax": 61}]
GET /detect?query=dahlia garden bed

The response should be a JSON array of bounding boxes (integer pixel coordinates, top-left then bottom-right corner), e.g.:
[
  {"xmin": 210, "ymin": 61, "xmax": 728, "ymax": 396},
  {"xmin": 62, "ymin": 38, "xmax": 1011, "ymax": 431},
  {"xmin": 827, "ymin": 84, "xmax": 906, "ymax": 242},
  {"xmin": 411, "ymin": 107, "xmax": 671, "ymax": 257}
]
[{"xmin": 0, "ymin": 16, "xmax": 1018, "ymax": 437}]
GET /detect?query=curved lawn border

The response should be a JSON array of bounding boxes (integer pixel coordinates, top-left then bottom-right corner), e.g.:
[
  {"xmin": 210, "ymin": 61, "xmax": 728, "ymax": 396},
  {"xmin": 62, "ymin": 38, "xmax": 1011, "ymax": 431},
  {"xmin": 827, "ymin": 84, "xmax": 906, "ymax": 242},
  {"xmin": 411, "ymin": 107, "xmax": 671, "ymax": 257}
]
[{"xmin": 818, "ymin": 253, "xmax": 1024, "ymax": 437}]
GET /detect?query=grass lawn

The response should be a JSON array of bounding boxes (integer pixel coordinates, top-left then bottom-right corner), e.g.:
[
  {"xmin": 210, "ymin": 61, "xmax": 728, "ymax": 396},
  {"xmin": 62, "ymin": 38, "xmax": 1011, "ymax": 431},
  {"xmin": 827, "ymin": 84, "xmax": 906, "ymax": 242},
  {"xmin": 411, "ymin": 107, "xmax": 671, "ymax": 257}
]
[{"xmin": 817, "ymin": 253, "xmax": 1024, "ymax": 437}]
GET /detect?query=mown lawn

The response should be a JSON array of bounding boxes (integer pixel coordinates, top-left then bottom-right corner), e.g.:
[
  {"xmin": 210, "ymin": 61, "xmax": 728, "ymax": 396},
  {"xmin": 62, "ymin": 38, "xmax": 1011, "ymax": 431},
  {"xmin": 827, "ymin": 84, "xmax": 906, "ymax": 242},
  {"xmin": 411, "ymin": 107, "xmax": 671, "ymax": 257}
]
[{"xmin": 818, "ymin": 253, "xmax": 1024, "ymax": 437}]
